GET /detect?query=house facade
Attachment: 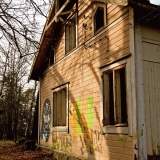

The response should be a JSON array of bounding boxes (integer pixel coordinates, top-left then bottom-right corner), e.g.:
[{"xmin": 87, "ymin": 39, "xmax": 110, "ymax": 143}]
[{"xmin": 29, "ymin": 0, "xmax": 160, "ymax": 159}]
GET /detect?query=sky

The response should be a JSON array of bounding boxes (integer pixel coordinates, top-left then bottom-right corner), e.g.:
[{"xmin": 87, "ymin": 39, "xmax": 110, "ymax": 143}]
[{"xmin": 150, "ymin": 0, "xmax": 160, "ymax": 5}]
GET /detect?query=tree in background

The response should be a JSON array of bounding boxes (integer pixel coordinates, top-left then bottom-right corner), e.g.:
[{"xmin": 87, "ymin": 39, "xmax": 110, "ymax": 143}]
[{"xmin": 0, "ymin": 0, "xmax": 51, "ymax": 141}]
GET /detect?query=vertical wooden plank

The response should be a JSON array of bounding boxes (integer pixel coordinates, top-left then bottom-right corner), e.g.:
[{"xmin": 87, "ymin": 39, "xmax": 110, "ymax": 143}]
[
  {"xmin": 53, "ymin": 92, "xmax": 57, "ymax": 126},
  {"xmin": 152, "ymin": 63, "xmax": 157, "ymax": 155},
  {"xmin": 65, "ymin": 25, "xmax": 69, "ymax": 53},
  {"xmin": 149, "ymin": 63, "xmax": 156, "ymax": 155},
  {"xmin": 115, "ymin": 69, "xmax": 121, "ymax": 124},
  {"xmin": 144, "ymin": 62, "xmax": 152, "ymax": 155},
  {"xmin": 113, "ymin": 70, "xmax": 117, "ymax": 124},
  {"xmin": 103, "ymin": 73, "xmax": 110, "ymax": 125},
  {"xmin": 61, "ymin": 88, "xmax": 66, "ymax": 126},
  {"xmin": 157, "ymin": 63, "xmax": 160, "ymax": 153},
  {"xmin": 135, "ymin": 24, "xmax": 147, "ymax": 159},
  {"xmin": 57, "ymin": 90, "xmax": 61, "ymax": 126},
  {"xmin": 128, "ymin": 6, "xmax": 138, "ymax": 159}
]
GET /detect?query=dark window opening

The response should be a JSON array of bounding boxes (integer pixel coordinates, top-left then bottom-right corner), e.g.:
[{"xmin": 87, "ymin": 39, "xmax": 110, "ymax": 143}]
[
  {"xmin": 103, "ymin": 66, "xmax": 127, "ymax": 126},
  {"xmin": 94, "ymin": 7, "xmax": 104, "ymax": 32},
  {"xmin": 49, "ymin": 48, "xmax": 55, "ymax": 66}
]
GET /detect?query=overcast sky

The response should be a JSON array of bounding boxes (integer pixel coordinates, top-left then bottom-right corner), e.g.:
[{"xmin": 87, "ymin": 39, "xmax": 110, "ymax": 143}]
[{"xmin": 150, "ymin": 0, "xmax": 160, "ymax": 5}]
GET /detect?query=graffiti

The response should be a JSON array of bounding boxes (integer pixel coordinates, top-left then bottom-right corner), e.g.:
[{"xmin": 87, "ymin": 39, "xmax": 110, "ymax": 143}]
[
  {"xmin": 52, "ymin": 132, "xmax": 72, "ymax": 152},
  {"xmin": 40, "ymin": 99, "xmax": 51, "ymax": 142},
  {"xmin": 80, "ymin": 129, "xmax": 102, "ymax": 155},
  {"xmin": 70, "ymin": 95, "xmax": 103, "ymax": 155},
  {"xmin": 73, "ymin": 95, "xmax": 94, "ymax": 136},
  {"xmin": 118, "ymin": 137, "xmax": 126, "ymax": 148}
]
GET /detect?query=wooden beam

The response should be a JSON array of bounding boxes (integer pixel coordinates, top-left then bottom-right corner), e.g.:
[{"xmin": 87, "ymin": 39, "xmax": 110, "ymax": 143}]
[
  {"xmin": 59, "ymin": 10, "xmax": 74, "ymax": 15},
  {"xmin": 92, "ymin": 0, "xmax": 128, "ymax": 6},
  {"xmin": 45, "ymin": 0, "xmax": 71, "ymax": 32},
  {"xmin": 59, "ymin": 16, "xmax": 64, "ymax": 22}
]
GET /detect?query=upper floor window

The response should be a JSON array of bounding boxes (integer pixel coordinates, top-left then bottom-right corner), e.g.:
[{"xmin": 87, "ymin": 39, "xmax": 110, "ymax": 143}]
[
  {"xmin": 49, "ymin": 47, "xmax": 55, "ymax": 66},
  {"xmin": 93, "ymin": 4, "xmax": 106, "ymax": 34},
  {"xmin": 65, "ymin": 14, "xmax": 77, "ymax": 54}
]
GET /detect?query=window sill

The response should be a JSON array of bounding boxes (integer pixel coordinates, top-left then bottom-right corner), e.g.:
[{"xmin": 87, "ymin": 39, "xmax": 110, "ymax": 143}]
[
  {"xmin": 52, "ymin": 127, "xmax": 68, "ymax": 132},
  {"xmin": 102, "ymin": 125, "xmax": 128, "ymax": 134}
]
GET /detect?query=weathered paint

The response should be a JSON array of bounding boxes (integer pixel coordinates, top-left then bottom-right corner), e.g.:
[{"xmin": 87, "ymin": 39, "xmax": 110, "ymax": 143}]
[
  {"xmin": 40, "ymin": 99, "xmax": 51, "ymax": 142},
  {"xmin": 142, "ymin": 26, "xmax": 160, "ymax": 156}
]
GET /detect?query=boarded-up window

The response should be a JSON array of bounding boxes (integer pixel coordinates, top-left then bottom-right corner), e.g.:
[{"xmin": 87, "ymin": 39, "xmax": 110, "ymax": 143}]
[
  {"xmin": 53, "ymin": 87, "xmax": 67, "ymax": 127},
  {"xmin": 103, "ymin": 65, "xmax": 127, "ymax": 126},
  {"xmin": 65, "ymin": 16, "xmax": 76, "ymax": 54}
]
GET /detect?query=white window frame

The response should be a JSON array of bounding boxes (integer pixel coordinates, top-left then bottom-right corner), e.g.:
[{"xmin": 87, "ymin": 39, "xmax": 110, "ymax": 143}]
[
  {"xmin": 92, "ymin": 3, "xmax": 107, "ymax": 35},
  {"xmin": 100, "ymin": 59, "xmax": 128, "ymax": 134},
  {"xmin": 52, "ymin": 83, "xmax": 69, "ymax": 132},
  {"xmin": 65, "ymin": 13, "xmax": 78, "ymax": 54}
]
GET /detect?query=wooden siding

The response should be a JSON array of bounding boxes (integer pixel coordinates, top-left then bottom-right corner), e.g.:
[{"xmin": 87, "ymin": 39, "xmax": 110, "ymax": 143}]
[
  {"xmin": 144, "ymin": 61, "xmax": 160, "ymax": 156},
  {"xmin": 142, "ymin": 26, "xmax": 160, "ymax": 156},
  {"xmin": 39, "ymin": 1, "xmax": 133, "ymax": 159}
]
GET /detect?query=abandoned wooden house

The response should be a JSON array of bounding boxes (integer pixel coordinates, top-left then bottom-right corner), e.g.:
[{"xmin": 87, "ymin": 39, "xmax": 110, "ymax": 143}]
[{"xmin": 29, "ymin": 0, "xmax": 160, "ymax": 159}]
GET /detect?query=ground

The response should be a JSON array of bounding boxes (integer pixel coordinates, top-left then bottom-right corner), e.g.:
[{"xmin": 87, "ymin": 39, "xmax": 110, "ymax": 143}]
[{"xmin": 0, "ymin": 140, "xmax": 56, "ymax": 160}]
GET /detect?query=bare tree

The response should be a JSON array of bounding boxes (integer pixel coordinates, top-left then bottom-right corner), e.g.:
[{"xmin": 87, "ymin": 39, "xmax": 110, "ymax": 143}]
[
  {"xmin": 0, "ymin": 0, "xmax": 51, "ymax": 140},
  {"xmin": 0, "ymin": 0, "xmax": 51, "ymax": 58}
]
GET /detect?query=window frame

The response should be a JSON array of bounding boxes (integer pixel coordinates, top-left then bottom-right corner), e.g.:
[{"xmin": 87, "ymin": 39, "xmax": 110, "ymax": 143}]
[
  {"xmin": 49, "ymin": 47, "xmax": 55, "ymax": 66},
  {"xmin": 92, "ymin": 4, "xmax": 107, "ymax": 35},
  {"xmin": 65, "ymin": 13, "xmax": 77, "ymax": 54},
  {"xmin": 52, "ymin": 83, "xmax": 69, "ymax": 132},
  {"xmin": 100, "ymin": 60, "xmax": 128, "ymax": 134}
]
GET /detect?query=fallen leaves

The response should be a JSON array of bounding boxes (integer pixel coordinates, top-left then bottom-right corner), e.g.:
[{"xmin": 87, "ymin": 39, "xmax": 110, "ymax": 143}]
[{"xmin": 0, "ymin": 141, "xmax": 56, "ymax": 160}]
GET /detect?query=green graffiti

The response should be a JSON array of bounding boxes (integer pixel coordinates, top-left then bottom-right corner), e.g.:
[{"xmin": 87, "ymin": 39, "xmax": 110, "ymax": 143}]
[
  {"xmin": 87, "ymin": 96, "xmax": 94, "ymax": 129},
  {"xmin": 76, "ymin": 107, "xmax": 83, "ymax": 135},
  {"xmin": 75, "ymin": 96, "xmax": 94, "ymax": 135},
  {"xmin": 77, "ymin": 98, "xmax": 82, "ymax": 106},
  {"xmin": 141, "ymin": 129, "xmax": 143, "ymax": 136},
  {"xmin": 118, "ymin": 137, "xmax": 126, "ymax": 148}
]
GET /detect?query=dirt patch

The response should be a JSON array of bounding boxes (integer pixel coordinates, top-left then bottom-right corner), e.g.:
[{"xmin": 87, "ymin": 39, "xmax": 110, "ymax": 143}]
[{"xmin": 0, "ymin": 140, "xmax": 56, "ymax": 160}]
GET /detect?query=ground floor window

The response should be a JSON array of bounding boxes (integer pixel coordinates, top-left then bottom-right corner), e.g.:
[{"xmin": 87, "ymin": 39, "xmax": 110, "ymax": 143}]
[
  {"xmin": 52, "ymin": 83, "xmax": 68, "ymax": 132},
  {"xmin": 100, "ymin": 61, "xmax": 128, "ymax": 134}
]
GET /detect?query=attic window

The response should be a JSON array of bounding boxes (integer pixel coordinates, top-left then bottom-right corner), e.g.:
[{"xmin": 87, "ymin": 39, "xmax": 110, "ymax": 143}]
[{"xmin": 93, "ymin": 4, "xmax": 106, "ymax": 34}]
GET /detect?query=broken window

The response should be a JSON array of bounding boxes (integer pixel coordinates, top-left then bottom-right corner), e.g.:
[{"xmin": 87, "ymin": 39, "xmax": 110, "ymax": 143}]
[
  {"xmin": 102, "ymin": 65, "xmax": 127, "ymax": 127},
  {"xmin": 93, "ymin": 4, "xmax": 107, "ymax": 34},
  {"xmin": 65, "ymin": 15, "xmax": 76, "ymax": 54},
  {"xmin": 52, "ymin": 84, "xmax": 68, "ymax": 131},
  {"xmin": 94, "ymin": 7, "xmax": 104, "ymax": 32}
]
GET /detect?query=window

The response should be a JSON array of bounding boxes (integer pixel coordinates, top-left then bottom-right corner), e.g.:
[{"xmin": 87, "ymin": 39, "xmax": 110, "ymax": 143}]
[
  {"xmin": 93, "ymin": 4, "xmax": 106, "ymax": 34},
  {"xmin": 101, "ymin": 63, "xmax": 128, "ymax": 134},
  {"xmin": 65, "ymin": 15, "xmax": 77, "ymax": 54},
  {"xmin": 52, "ymin": 84, "xmax": 68, "ymax": 132},
  {"xmin": 49, "ymin": 47, "xmax": 55, "ymax": 66}
]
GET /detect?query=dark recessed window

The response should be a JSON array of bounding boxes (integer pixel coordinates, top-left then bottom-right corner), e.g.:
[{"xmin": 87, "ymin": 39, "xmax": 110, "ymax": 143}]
[
  {"xmin": 94, "ymin": 7, "xmax": 104, "ymax": 32},
  {"xmin": 49, "ymin": 48, "xmax": 55, "ymax": 66},
  {"xmin": 102, "ymin": 65, "xmax": 127, "ymax": 126}
]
